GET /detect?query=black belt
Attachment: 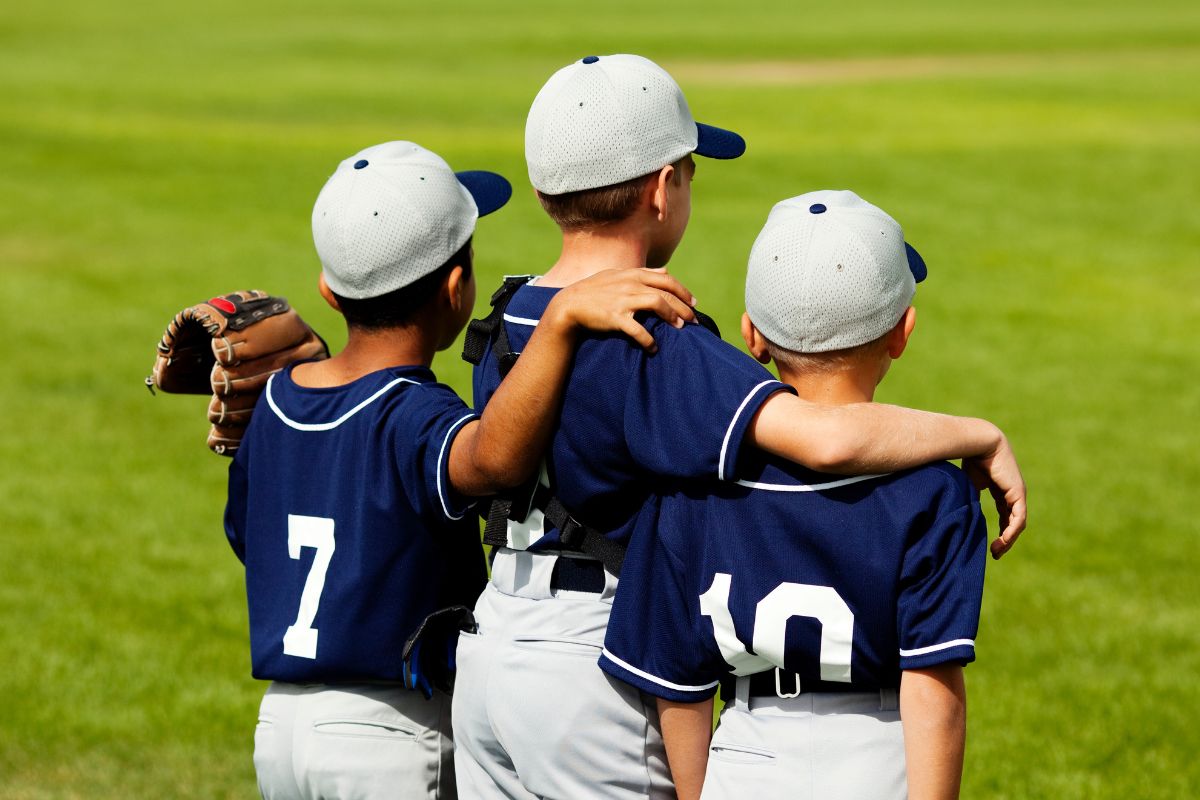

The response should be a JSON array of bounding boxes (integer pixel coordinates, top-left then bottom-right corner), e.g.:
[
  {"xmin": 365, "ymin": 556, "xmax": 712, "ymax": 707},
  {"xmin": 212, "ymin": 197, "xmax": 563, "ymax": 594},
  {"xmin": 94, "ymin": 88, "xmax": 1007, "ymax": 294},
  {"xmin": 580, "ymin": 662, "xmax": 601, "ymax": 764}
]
[
  {"xmin": 744, "ymin": 669, "xmax": 899, "ymax": 701},
  {"xmin": 549, "ymin": 557, "xmax": 606, "ymax": 593}
]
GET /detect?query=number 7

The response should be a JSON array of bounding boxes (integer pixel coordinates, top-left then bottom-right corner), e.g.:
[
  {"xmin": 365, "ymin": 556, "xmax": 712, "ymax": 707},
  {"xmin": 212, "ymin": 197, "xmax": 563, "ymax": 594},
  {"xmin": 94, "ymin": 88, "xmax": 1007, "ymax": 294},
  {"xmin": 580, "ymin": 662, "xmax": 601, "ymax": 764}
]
[{"xmin": 282, "ymin": 514, "xmax": 336, "ymax": 660}]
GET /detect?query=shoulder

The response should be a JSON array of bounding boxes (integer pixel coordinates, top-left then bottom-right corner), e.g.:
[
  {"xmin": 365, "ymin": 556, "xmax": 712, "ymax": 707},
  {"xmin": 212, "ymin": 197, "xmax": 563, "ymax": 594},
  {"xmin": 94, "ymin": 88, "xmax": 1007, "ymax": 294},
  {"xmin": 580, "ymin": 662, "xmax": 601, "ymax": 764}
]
[{"xmin": 892, "ymin": 461, "xmax": 978, "ymax": 511}]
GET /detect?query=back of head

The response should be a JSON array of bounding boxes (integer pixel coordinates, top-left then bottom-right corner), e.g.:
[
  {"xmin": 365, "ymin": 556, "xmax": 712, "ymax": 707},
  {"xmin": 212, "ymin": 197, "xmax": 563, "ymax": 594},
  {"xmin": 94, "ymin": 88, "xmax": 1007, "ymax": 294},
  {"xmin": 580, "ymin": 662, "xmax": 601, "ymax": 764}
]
[
  {"xmin": 311, "ymin": 141, "xmax": 511, "ymax": 325},
  {"xmin": 525, "ymin": 54, "xmax": 745, "ymax": 227},
  {"xmin": 745, "ymin": 190, "xmax": 927, "ymax": 364}
]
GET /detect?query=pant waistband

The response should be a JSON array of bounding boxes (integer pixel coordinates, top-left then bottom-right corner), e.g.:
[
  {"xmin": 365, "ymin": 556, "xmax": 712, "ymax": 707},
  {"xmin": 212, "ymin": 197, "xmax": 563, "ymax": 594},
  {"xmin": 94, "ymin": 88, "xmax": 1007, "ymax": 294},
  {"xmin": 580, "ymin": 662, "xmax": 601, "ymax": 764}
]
[{"xmin": 489, "ymin": 548, "xmax": 618, "ymax": 601}]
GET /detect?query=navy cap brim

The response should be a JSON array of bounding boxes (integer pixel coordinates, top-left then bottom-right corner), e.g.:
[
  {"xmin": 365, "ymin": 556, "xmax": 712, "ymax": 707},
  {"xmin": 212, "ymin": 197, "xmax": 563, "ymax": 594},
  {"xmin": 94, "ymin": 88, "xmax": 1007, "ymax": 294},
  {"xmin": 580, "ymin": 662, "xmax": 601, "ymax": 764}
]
[
  {"xmin": 456, "ymin": 171, "xmax": 513, "ymax": 217},
  {"xmin": 695, "ymin": 123, "xmax": 746, "ymax": 160},
  {"xmin": 905, "ymin": 242, "xmax": 927, "ymax": 283}
]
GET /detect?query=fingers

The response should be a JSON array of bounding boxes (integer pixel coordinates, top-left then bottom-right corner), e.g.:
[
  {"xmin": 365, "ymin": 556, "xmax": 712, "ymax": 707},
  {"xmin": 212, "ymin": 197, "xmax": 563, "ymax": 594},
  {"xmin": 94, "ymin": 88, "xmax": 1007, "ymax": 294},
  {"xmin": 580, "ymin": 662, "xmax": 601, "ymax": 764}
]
[
  {"xmin": 641, "ymin": 289, "xmax": 695, "ymax": 328},
  {"xmin": 990, "ymin": 494, "xmax": 1026, "ymax": 559},
  {"xmin": 618, "ymin": 317, "xmax": 659, "ymax": 352}
]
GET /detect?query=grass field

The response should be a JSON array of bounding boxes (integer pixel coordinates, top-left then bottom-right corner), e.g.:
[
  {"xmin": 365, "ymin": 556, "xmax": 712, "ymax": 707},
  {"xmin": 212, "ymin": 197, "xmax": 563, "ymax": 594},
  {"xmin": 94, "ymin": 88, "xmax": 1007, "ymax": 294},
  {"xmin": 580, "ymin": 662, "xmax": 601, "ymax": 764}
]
[{"xmin": 2, "ymin": 1, "xmax": 1198, "ymax": 797}]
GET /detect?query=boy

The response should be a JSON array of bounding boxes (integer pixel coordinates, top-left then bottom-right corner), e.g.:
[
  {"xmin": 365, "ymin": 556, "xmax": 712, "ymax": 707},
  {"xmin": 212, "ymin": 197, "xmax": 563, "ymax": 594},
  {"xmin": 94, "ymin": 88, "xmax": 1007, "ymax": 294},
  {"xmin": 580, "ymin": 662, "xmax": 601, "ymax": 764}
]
[
  {"xmin": 453, "ymin": 55, "xmax": 1023, "ymax": 800},
  {"xmin": 600, "ymin": 190, "xmax": 983, "ymax": 800},
  {"xmin": 223, "ymin": 140, "xmax": 698, "ymax": 800}
]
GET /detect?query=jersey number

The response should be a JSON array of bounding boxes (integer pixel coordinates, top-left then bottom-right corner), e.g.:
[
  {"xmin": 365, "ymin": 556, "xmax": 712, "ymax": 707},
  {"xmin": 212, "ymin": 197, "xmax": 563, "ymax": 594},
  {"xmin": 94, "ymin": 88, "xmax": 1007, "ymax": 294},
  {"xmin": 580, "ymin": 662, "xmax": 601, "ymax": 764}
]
[
  {"xmin": 699, "ymin": 572, "xmax": 855, "ymax": 683},
  {"xmin": 282, "ymin": 514, "xmax": 336, "ymax": 660}
]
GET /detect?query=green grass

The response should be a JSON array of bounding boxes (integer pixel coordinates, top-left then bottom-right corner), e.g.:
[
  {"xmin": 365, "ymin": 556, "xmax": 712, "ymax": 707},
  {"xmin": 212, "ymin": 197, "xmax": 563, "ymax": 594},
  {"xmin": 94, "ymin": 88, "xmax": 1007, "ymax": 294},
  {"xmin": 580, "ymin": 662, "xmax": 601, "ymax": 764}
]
[{"xmin": 2, "ymin": 1, "xmax": 1198, "ymax": 796}]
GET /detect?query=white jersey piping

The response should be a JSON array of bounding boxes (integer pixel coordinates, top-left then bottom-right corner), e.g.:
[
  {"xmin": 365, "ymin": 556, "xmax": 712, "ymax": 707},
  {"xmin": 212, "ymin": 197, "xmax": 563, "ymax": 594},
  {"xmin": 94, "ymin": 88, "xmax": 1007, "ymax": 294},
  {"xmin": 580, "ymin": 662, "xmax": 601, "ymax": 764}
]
[
  {"xmin": 265, "ymin": 375, "xmax": 418, "ymax": 432},
  {"xmin": 600, "ymin": 648, "xmax": 722, "ymax": 694},
  {"xmin": 718, "ymin": 380, "xmax": 782, "ymax": 481},
  {"xmin": 436, "ymin": 413, "xmax": 478, "ymax": 521},
  {"xmin": 899, "ymin": 639, "xmax": 975, "ymax": 657},
  {"xmin": 503, "ymin": 313, "xmax": 540, "ymax": 327},
  {"xmin": 735, "ymin": 473, "xmax": 889, "ymax": 492}
]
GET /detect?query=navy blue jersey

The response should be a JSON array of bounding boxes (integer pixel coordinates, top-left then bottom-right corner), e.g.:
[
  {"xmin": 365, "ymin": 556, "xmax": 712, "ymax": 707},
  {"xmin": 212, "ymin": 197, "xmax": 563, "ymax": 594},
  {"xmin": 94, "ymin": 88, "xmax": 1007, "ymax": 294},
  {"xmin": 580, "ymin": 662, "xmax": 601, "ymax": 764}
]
[
  {"xmin": 224, "ymin": 363, "xmax": 487, "ymax": 684},
  {"xmin": 471, "ymin": 281, "xmax": 793, "ymax": 551},
  {"xmin": 600, "ymin": 456, "xmax": 987, "ymax": 702}
]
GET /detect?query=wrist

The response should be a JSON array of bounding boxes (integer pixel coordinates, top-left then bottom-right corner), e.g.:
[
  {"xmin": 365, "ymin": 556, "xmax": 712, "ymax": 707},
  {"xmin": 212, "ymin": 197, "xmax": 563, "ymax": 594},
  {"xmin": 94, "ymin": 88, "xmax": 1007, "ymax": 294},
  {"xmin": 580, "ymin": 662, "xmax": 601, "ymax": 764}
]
[
  {"xmin": 965, "ymin": 417, "xmax": 1002, "ymax": 457},
  {"xmin": 541, "ymin": 295, "xmax": 579, "ymax": 339}
]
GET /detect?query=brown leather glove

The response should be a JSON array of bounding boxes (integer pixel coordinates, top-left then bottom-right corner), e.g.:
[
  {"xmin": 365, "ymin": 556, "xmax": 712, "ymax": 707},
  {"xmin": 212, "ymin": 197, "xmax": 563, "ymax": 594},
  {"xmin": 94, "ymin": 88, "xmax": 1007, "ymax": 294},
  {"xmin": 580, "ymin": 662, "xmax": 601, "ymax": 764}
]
[{"xmin": 147, "ymin": 291, "xmax": 329, "ymax": 454}]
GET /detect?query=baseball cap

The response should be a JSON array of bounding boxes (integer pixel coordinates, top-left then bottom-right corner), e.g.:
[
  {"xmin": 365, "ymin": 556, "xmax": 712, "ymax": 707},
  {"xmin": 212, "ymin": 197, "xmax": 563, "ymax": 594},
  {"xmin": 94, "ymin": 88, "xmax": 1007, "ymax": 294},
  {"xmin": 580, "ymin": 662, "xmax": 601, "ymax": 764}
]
[
  {"xmin": 312, "ymin": 141, "xmax": 512, "ymax": 299},
  {"xmin": 745, "ymin": 190, "xmax": 928, "ymax": 353},
  {"xmin": 525, "ymin": 54, "xmax": 746, "ymax": 195}
]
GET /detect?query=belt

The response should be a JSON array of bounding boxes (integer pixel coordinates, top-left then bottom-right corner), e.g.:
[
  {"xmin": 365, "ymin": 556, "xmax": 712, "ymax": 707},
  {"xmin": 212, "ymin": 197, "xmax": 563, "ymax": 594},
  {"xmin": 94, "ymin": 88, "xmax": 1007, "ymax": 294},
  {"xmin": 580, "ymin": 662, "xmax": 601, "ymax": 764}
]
[
  {"xmin": 744, "ymin": 669, "xmax": 899, "ymax": 710},
  {"xmin": 549, "ymin": 556, "xmax": 606, "ymax": 593}
]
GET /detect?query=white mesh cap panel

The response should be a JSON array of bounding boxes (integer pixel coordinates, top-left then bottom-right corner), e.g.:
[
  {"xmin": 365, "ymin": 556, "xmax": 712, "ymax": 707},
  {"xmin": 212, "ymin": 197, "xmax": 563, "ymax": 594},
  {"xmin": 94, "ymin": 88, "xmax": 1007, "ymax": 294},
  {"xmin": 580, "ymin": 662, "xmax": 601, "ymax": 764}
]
[
  {"xmin": 526, "ymin": 54, "xmax": 700, "ymax": 194},
  {"xmin": 312, "ymin": 142, "xmax": 478, "ymax": 299},
  {"xmin": 745, "ymin": 191, "xmax": 918, "ymax": 353}
]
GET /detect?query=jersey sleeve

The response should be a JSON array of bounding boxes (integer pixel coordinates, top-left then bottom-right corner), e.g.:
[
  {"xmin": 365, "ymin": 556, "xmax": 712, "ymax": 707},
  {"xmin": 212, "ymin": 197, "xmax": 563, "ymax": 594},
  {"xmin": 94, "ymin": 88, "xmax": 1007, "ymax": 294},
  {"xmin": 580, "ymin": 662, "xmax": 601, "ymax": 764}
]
[
  {"xmin": 223, "ymin": 446, "xmax": 249, "ymax": 564},
  {"xmin": 622, "ymin": 321, "xmax": 794, "ymax": 482},
  {"xmin": 897, "ymin": 472, "xmax": 988, "ymax": 670},
  {"xmin": 600, "ymin": 502, "xmax": 725, "ymax": 702},
  {"xmin": 394, "ymin": 383, "xmax": 478, "ymax": 524}
]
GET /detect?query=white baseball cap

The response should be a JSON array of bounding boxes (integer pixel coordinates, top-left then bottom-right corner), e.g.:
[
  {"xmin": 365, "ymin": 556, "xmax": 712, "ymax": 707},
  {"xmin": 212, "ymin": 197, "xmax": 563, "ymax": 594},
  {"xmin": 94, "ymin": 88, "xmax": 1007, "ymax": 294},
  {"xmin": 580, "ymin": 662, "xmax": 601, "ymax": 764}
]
[
  {"xmin": 525, "ymin": 54, "xmax": 746, "ymax": 195},
  {"xmin": 312, "ymin": 141, "xmax": 512, "ymax": 299},
  {"xmin": 745, "ymin": 190, "xmax": 928, "ymax": 353}
]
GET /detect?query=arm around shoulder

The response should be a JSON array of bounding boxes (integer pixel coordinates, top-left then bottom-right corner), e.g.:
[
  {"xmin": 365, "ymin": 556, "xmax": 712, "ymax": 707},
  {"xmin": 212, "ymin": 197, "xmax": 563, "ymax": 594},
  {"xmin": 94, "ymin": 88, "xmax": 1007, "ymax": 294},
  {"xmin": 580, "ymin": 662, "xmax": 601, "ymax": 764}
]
[{"xmin": 747, "ymin": 394, "xmax": 1026, "ymax": 557}]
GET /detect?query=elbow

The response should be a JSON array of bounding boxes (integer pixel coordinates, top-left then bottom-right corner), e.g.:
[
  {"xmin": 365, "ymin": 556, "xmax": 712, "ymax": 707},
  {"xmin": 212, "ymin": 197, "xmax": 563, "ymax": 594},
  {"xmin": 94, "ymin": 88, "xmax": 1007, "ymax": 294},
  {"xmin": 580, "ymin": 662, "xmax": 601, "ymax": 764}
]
[
  {"xmin": 806, "ymin": 438, "xmax": 861, "ymax": 474},
  {"xmin": 473, "ymin": 454, "xmax": 527, "ymax": 493}
]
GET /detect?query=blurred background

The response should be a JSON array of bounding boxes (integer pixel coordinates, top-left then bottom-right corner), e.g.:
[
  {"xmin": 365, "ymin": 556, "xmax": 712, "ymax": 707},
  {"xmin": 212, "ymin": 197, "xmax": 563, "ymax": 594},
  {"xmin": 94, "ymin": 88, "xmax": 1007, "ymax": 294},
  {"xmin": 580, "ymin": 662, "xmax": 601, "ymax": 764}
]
[{"xmin": 1, "ymin": 0, "xmax": 1197, "ymax": 796}]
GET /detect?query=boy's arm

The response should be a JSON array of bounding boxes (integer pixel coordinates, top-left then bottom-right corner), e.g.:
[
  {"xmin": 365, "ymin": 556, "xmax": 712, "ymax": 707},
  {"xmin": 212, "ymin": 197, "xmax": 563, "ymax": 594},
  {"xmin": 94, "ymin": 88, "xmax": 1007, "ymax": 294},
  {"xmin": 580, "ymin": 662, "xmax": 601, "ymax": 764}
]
[
  {"xmin": 748, "ymin": 396, "xmax": 1026, "ymax": 558},
  {"xmin": 657, "ymin": 696, "xmax": 714, "ymax": 800},
  {"xmin": 449, "ymin": 268, "xmax": 696, "ymax": 497},
  {"xmin": 901, "ymin": 664, "xmax": 967, "ymax": 800}
]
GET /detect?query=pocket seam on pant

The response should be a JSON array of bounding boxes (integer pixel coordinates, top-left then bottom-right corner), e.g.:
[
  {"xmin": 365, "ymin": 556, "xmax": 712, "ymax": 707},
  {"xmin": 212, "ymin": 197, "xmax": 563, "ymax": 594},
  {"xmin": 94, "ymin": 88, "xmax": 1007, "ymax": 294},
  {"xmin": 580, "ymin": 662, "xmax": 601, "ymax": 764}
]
[
  {"xmin": 708, "ymin": 742, "xmax": 777, "ymax": 764},
  {"xmin": 312, "ymin": 718, "xmax": 418, "ymax": 740},
  {"xmin": 510, "ymin": 636, "xmax": 602, "ymax": 657}
]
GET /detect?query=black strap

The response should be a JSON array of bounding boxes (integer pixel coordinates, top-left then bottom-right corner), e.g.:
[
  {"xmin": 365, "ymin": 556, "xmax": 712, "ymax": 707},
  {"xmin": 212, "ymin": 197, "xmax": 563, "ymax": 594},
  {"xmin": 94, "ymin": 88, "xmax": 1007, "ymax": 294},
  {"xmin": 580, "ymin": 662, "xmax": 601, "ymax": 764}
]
[
  {"xmin": 462, "ymin": 275, "xmax": 535, "ymax": 377},
  {"xmin": 542, "ymin": 497, "xmax": 625, "ymax": 575},
  {"xmin": 481, "ymin": 489, "xmax": 625, "ymax": 575}
]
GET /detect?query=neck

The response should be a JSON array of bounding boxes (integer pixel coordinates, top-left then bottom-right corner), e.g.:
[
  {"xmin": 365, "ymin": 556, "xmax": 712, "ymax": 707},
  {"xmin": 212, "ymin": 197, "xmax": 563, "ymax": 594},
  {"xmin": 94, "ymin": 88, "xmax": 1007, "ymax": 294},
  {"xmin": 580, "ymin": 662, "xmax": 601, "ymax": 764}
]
[
  {"xmin": 539, "ymin": 224, "xmax": 650, "ymax": 287},
  {"xmin": 292, "ymin": 324, "xmax": 437, "ymax": 388},
  {"xmin": 776, "ymin": 364, "xmax": 879, "ymax": 406}
]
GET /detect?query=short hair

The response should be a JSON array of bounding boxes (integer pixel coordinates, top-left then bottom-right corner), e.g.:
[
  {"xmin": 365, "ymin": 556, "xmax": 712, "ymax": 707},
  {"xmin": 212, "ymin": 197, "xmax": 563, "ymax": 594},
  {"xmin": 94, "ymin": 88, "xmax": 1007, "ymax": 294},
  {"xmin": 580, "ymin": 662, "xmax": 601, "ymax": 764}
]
[
  {"xmin": 766, "ymin": 328, "xmax": 892, "ymax": 375},
  {"xmin": 334, "ymin": 237, "xmax": 473, "ymax": 330},
  {"xmin": 536, "ymin": 158, "xmax": 687, "ymax": 231}
]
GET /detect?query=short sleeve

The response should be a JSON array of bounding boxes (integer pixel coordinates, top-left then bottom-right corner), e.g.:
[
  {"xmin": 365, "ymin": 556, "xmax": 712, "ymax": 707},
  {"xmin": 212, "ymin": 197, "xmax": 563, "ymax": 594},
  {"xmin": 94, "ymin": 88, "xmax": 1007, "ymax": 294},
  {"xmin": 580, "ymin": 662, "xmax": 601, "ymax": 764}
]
[
  {"xmin": 897, "ymin": 481, "xmax": 987, "ymax": 670},
  {"xmin": 623, "ymin": 321, "xmax": 793, "ymax": 482},
  {"xmin": 223, "ymin": 446, "xmax": 249, "ymax": 564},
  {"xmin": 395, "ymin": 383, "xmax": 478, "ymax": 524},
  {"xmin": 600, "ymin": 504, "xmax": 724, "ymax": 702}
]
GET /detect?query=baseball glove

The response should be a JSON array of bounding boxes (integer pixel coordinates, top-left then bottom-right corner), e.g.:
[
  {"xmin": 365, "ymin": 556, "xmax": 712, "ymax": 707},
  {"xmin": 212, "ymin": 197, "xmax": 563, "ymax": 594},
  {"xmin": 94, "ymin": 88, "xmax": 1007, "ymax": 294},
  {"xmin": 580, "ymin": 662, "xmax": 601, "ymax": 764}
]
[{"xmin": 147, "ymin": 290, "xmax": 329, "ymax": 455}]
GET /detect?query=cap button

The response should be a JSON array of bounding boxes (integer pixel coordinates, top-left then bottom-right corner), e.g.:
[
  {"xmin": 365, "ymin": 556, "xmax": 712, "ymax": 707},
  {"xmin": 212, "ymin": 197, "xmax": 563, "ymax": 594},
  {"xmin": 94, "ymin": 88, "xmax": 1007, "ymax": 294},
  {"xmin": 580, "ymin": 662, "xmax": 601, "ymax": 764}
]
[
  {"xmin": 354, "ymin": 159, "xmax": 369, "ymax": 170},
  {"xmin": 582, "ymin": 55, "xmax": 600, "ymax": 64},
  {"xmin": 809, "ymin": 203, "xmax": 826, "ymax": 214}
]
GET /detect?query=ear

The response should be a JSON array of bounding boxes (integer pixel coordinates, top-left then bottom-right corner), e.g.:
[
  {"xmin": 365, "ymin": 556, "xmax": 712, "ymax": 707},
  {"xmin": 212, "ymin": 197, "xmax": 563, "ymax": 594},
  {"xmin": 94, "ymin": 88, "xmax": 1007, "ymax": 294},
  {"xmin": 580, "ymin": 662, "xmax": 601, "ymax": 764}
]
[
  {"xmin": 444, "ymin": 265, "xmax": 467, "ymax": 313},
  {"xmin": 649, "ymin": 163, "xmax": 675, "ymax": 223},
  {"xmin": 318, "ymin": 273, "xmax": 340, "ymax": 311},
  {"xmin": 741, "ymin": 312, "xmax": 773, "ymax": 364},
  {"xmin": 887, "ymin": 306, "xmax": 917, "ymax": 359}
]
